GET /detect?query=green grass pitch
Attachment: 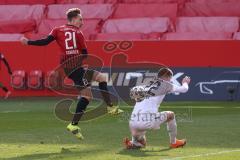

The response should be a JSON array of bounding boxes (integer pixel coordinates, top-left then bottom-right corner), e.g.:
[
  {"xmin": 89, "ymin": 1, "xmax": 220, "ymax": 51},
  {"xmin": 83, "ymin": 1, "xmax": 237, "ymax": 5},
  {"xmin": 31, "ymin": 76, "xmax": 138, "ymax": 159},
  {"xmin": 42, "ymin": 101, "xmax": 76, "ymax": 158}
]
[{"xmin": 0, "ymin": 98, "xmax": 240, "ymax": 160}]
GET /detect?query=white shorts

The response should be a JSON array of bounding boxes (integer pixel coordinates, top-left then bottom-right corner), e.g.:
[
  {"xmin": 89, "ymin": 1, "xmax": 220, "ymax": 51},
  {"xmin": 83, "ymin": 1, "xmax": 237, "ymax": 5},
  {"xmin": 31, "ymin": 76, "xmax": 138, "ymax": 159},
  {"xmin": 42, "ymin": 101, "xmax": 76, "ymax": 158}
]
[{"xmin": 129, "ymin": 111, "xmax": 169, "ymax": 130}]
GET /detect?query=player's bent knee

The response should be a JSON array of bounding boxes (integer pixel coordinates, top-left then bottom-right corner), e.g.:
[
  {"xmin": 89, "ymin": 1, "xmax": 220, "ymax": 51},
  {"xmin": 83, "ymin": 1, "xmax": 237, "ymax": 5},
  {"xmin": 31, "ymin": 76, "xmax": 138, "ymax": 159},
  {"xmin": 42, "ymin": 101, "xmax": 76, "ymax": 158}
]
[
  {"xmin": 100, "ymin": 74, "xmax": 107, "ymax": 82},
  {"xmin": 96, "ymin": 73, "xmax": 107, "ymax": 82},
  {"xmin": 82, "ymin": 95, "xmax": 92, "ymax": 101},
  {"xmin": 167, "ymin": 111, "xmax": 175, "ymax": 121}
]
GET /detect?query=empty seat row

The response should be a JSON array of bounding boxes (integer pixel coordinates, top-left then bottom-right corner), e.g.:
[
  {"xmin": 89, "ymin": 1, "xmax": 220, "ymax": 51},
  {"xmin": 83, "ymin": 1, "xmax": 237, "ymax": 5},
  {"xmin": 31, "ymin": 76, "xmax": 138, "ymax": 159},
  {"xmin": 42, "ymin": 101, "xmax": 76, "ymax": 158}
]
[
  {"xmin": 176, "ymin": 17, "xmax": 239, "ymax": 33},
  {"xmin": 1, "ymin": 16, "xmax": 240, "ymax": 40},
  {"xmin": 162, "ymin": 32, "xmax": 233, "ymax": 40},
  {"xmin": 102, "ymin": 17, "xmax": 172, "ymax": 34},
  {"xmin": 180, "ymin": 2, "xmax": 240, "ymax": 17},
  {"xmin": 47, "ymin": 3, "xmax": 240, "ymax": 19},
  {"xmin": 102, "ymin": 17, "xmax": 239, "ymax": 34},
  {"xmin": 34, "ymin": 17, "xmax": 240, "ymax": 36},
  {"xmin": 189, "ymin": 0, "xmax": 240, "ymax": 3},
  {"xmin": 48, "ymin": 4, "xmax": 114, "ymax": 19},
  {"xmin": 11, "ymin": 70, "xmax": 44, "ymax": 89},
  {"xmin": 2, "ymin": 3, "xmax": 239, "ymax": 19},
  {"xmin": 11, "ymin": 70, "xmax": 75, "ymax": 90},
  {"xmin": 92, "ymin": 32, "xmax": 161, "ymax": 40},
  {"xmin": 92, "ymin": 32, "xmax": 235, "ymax": 40},
  {"xmin": 4, "ymin": 32, "xmax": 238, "ymax": 41},
  {"xmin": 37, "ymin": 19, "xmax": 102, "ymax": 38},
  {"xmin": 0, "ymin": 0, "xmax": 56, "ymax": 5},
  {"xmin": 0, "ymin": 5, "xmax": 45, "ymax": 21}
]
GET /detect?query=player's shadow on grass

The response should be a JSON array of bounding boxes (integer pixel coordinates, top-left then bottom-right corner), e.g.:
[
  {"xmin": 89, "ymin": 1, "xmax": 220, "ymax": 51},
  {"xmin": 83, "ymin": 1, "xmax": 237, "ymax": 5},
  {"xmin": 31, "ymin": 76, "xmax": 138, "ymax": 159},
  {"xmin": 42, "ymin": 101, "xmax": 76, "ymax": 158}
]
[
  {"xmin": 117, "ymin": 147, "xmax": 171, "ymax": 157},
  {"xmin": 5, "ymin": 147, "xmax": 103, "ymax": 160}
]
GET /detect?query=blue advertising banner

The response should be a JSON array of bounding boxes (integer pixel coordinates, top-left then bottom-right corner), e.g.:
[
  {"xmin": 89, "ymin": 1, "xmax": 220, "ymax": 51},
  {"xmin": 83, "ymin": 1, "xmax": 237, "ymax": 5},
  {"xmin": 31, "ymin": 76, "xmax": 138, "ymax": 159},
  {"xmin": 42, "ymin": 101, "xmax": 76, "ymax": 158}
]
[{"xmin": 91, "ymin": 67, "xmax": 240, "ymax": 101}]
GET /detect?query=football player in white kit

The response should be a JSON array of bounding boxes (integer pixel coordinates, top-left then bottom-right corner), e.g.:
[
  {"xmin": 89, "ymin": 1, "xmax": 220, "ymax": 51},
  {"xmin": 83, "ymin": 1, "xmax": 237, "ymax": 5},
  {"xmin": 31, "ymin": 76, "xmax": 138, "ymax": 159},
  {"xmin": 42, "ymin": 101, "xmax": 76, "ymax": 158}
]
[{"xmin": 124, "ymin": 68, "xmax": 191, "ymax": 149}]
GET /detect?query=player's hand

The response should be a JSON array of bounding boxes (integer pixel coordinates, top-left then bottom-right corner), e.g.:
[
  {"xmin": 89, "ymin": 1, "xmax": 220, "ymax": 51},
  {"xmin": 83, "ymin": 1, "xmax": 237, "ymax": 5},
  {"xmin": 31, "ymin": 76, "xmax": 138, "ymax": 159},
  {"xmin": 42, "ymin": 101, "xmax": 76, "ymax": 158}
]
[
  {"xmin": 182, "ymin": 76, "xmax": 191, "ymax": 84},
  {"xmin": 20, "ymin": 37, "xmax": 29, "ymax": 45}
]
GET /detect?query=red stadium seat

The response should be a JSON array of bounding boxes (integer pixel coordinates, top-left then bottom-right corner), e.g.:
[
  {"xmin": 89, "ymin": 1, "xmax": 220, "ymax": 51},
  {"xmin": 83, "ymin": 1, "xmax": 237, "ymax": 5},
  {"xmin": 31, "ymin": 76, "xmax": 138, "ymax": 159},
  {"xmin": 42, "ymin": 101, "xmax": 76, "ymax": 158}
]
[
  {"xmin": 55, "ymin": 0, "xmax": 73, "ymax": 4},
  {"xmin": 0, "ymin": 20, "xmax": 36, "ymax": 34},
  {"xmin": 38, "ymin": 19, "xmax": 101, "ymax": 39},
  {"xmin": 233, "ymin": 32, "xmax": 240, "ymax": 40},
  {"xmin": 113, "ymin": 4, "xmax": 177, "ymax": 18},
  {"xmin": 72, "ymin": 0, "xmax": 118, "ymax": 3},
  {"xmin": 93, "ymin": 33, "xmax": 144, "ymax": 40},
  {"xmin": 191, "ymin": 0, "xmax": 240, "ymax": 3},
  {"xmin": 163, "ymin": 32, "xmax": 232, "ymax": 40},
  {"xmin": 28, "ymin": 70, "xmax": 43, "ymax": 89},
  {"xmin": 11, "ymin": 70, "xmax": 27, "ymax": 89},
  {"xmin": 0, "ymin": 34, "xmax": 23, "ymax": 41},
  {"xmin": 0, "ymin": 0, "xmax": 56, "ymax": 5},
  {"xmin": 92, "ymin": 0, "xmax": 118, "ymax": 3},
  {"xmin": 47, "ymin": 4, "xmax": 114, "ymax": 20},
  {"xmin": 176, "ymin": 17, "xmax": 239, "ymax": 33},
  {"xmin": 45, "ymin": 71, "xmax": 61, "ymax": 89},
  {"xmin": 0, "ymin": 5, "xmax": 45, "ymax": 21},
  {"xmin": 120, "ymin": 0, "xmax": 181, "ymax": 3},
  {"xmin": 181, "ymin": 2, "xmax": 240, "ymax": 16},
  {"xmin": 92, "ymin": 32, "xmax": 161, "ymax": 40},
  {"xmin": 102, "ymin": 18, "xmax": 171, "ymax": 34}
]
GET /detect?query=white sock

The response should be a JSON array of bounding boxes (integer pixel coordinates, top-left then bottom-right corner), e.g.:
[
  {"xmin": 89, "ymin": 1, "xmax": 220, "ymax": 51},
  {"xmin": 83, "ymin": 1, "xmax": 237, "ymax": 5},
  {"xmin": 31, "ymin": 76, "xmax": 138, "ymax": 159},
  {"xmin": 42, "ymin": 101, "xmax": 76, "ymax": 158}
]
[
  {"xmin": 132, "ymin": 135, "xmax": 145, "ymax": 147},
  {"xmin": 167, "ymin": 117, "xmax": 177, "ymax": 144}
]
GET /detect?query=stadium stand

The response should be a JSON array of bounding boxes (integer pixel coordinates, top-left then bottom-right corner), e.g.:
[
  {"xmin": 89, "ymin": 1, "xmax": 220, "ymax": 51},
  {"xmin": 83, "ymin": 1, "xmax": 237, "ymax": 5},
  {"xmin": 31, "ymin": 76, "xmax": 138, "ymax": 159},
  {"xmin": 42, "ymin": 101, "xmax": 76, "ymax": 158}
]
[
  {"xmin": 176, "ymin": 17, "xmax": 239, "ymax": 33},
  {"xmin": 0, "ymin": 4, "xmax": 45, "ymax": 34},
  {"xmin": 0, "ymin": 0, "xmax": 240, "ymax": 40},
  {"xmin": 0, "ymin": 20, "xmax": 36, "ymax": 34},
  {"xmin": 0, "ymin": 34, "xmax": 23, "ymax": 41},
  {"xmin": 92, "ymin": 32, "xmax": 161, "ymax": 40},
  {"xmin": 71, "ymin": 0, "xmax": 119, "ymax": 3},
  {"xmin": 37, "ymin": 19, "xmax": 102, "ymax": 39},
  {"xmin": 112, "ymin": 4, "xmax": 178, "ymax": 19},
  {"xmin": 120, "ymin": 0, "xmax": 182, "ymax": 3},
  {"xmin": 0, "ymin": 0, "xmax": 55, "ymax": 5},
  {"xmin": 190, "ymin": 0, "xmax": 240, "ymax": 3},
  {"xmin": 233, "ymin": 32, "xmax": 240, "ymax": 40},
  {"xmin": 181, "ymin": 2, "xmax": 240, "ymax": 16},
  {"xmin": 0, "ymin": 5, "xmax": 45, "ymax": 21},
  {"xmin": 163, "ymin": 32, "xmax": 233, "ymax": 40},
  {"xmin": 102, "ymin": 18, "xmax": 172, "ymax": 34},
  {"xmin": 47, "ymin": 4, "xmax": 114, "ymax": 19}
]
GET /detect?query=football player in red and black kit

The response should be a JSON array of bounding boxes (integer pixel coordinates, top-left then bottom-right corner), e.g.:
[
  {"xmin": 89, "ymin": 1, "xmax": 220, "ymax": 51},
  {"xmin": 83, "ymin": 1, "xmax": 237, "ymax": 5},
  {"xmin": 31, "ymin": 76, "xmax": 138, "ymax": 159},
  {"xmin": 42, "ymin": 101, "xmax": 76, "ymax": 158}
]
[
  {"xmin": 20, "ymin": 8, "xmax": 123, "ymax": 139},
  {"xmin": 0, "ymin": 53, "xmax": 12, "ymax": 99}
]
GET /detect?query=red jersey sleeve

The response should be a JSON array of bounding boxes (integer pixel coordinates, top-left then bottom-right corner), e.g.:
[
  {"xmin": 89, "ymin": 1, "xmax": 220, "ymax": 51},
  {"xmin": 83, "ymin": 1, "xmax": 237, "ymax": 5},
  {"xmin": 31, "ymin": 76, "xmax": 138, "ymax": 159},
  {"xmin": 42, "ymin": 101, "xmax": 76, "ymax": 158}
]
[{"xmin": 49, "ymin": 27, "xmax": 58, "ymax": 39}]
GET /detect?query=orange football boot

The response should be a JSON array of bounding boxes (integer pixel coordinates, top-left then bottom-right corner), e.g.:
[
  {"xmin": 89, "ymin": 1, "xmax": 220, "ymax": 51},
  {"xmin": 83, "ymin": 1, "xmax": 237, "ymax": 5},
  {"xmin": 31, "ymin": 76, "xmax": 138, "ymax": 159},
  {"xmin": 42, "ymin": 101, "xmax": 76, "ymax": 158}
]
[
  {"xmin": 170, "ymin": 139, "xmax": 187, "ymax": 148},
  {"xmin": 123, "ymin": 137, "xmax": 145, "ymax": 149}
]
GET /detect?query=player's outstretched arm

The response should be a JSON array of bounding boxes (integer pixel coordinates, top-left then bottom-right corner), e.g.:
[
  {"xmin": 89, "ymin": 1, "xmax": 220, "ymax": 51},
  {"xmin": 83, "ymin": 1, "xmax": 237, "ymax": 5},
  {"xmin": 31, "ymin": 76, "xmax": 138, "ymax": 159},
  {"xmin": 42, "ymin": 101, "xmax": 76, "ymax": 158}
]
[
  {"xmin": 20, "ymin": 36, "xmax": 55, "ymax": 46},
  {"xmin": 0, "ymin": 54, "xmax": 12, "ymax": 75},
  {"xmin": 172, "ymin": 76, "xmax": 191, "ymax": 93}
]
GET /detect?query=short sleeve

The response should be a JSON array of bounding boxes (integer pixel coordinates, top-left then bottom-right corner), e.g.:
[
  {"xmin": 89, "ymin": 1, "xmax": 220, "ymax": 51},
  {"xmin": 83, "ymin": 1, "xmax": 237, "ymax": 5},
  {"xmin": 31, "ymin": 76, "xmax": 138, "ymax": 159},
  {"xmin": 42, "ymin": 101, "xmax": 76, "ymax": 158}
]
[
  {"xmin": 171, "ymin": 83, "xmax": 189, "ymax": 93},
  {"xmin": 49, "ymin": 27, "xmax": 58, "ymax": 39}
]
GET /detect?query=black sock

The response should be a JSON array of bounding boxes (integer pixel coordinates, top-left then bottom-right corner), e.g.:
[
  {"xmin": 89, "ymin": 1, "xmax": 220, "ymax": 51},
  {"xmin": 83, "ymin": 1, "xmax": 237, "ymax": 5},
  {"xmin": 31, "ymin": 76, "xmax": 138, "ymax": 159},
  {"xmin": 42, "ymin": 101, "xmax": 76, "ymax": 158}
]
[
  {"xmin": 2, "ymin": 87, "xmax": 8, "ymax": 93},
  {"xmin": 72, "ymin": 97, "xmax": 89, "ymax": 125},
  {"xmin": 99, "ymin": 81, "xmax": 113, "ymax": 107}
]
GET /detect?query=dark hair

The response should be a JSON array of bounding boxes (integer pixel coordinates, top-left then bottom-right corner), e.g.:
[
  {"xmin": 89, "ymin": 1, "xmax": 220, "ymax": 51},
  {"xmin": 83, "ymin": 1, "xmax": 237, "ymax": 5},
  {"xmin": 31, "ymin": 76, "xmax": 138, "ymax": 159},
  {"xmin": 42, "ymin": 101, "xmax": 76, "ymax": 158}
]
[
  {"xmin": 66, "ymin": 8, "xmax": 81, "ymax": 21},
  {"xmin": 158, "ymin": 67, "xmax": 173, "ymax": 78}
]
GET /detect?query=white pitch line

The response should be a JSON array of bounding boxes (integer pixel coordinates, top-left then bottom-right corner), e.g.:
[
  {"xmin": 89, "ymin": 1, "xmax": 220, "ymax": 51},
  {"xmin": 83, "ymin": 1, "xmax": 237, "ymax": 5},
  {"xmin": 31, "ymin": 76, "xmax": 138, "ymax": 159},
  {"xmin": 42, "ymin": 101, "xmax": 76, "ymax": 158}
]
[
  {"xmin": 0, "ymin": 110, "xmax": 30, "ymax": 113},
  {"xmin": 163, "ymin": 149, "xmax": 240, "ymax": 160}
]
